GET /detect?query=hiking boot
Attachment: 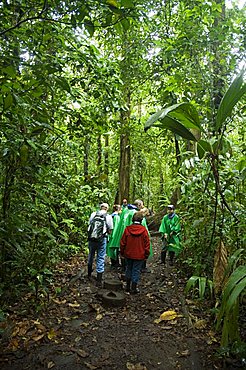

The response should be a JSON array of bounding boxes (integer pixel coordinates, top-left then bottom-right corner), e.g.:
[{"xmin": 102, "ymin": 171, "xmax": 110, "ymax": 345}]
[
  {"xmin": 96, "ymin": 272, "xmax": 103, "ymax": 288},
  {"xmin": 88, "ymin": 264, "xmax": 93, "ymax": 279},
  {"xmin": 161, "ymin": 251, "xmax": 166, "ymax": 264},
  {"xmin": 125, "ymin": 279, "xmax": 131, "ymax": 293},
  {"xmin": 131, "ymin": 282, "xmax": 140, "ymax": 294},
  {"xmin": 169, "ymin": 252, "xmax": 175, "ymax": 266}
]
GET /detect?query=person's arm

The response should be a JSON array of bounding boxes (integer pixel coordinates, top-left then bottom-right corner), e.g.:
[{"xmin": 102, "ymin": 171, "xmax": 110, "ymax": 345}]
[
  {"xmin": 120, "ymin": 229, "xmax": 126, "ymax": 256},
  {"xmin": 144, "ymin": 230, "xmax": 150, "ymax": 259},
  {"xmin": 159, "ymin": 217, "xmax": 168, "ymax": 239},
  {"xmin": 106, "ymin": 214, "xmax": 114, "ymax": 234}
]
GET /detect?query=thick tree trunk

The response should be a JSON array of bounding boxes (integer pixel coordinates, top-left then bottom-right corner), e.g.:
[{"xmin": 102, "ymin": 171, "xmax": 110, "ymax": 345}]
[
  {"xmin": 211, "ymin": 0, "xmax": 226, "ymax": 135},
  {"xmin": 118, "ymin": 133, "xmax": 131, "ymax": 203}
]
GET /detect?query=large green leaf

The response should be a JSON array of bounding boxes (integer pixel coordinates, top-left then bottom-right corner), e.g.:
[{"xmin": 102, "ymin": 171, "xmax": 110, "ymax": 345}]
[
  {"xmin": 227, "ymin": 276, "xmax": 246, "ymax": 310},
  {"xmin": 216, "ymin": 265, "xmax": 246, "ymax": 328},
  {"xmin": 198, "ymin": 277, "xmax": 207, "ymax": 299},
  {"xmin": 160, "ymin": 116, "xmax": 198, "ymax": 141},
  {"xmin": 144, "ymin": 103, "xmax": 200, "ymax": 141},
  {"xmin": 197, "ymin": 139, "xmax": 213, "ymax": 159},
  {"xmin": 185, "ymin": 275, "xmax": 200, "ymax": 294},
  {"xmin": 222, "ymin": 265, "xmax": 246, "ymax": 302},
  {"xmin": 216, "ymin": 69, "xmax": 246, "ymax": 131},
  {"xmin": 168, "ymin": 103, "xmax": 202, "ymax": 130}
]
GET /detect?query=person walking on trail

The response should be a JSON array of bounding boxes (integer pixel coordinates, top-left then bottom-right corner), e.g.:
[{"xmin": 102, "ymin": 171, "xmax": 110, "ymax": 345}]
[
  {"xmin": 108, "ymin": 199, "xmax": 143, "ymax": 272},
  {"xmin": 107, "ymin": 204, "xmax": 122, "ymax": 269},
  {"xmin": 87, "ymin": 203, "xmax": 113, "ymax": 287},
  {"xmin": 122, "ymin": 198, "xmax": 128, "ymax": 209},
  {"xmin": 120, "ymin": 212, "xmax": 150, "ymax": 294},
  {"xmin": 159, "ymin": 204, "xmax": 182, "ymax": 266}
]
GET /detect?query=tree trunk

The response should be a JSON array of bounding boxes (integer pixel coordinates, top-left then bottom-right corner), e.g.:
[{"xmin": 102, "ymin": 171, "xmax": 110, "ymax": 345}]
[
  {"xmin": 118, "ymin": 132, "xmax": 131, "ymax": 203},
  {"xmin": 104, "ymin": 135, "xmax": 109, "ymax": 182},
  {"xmin": 97, "ymin": 135, "xmax": 102, "ymax": 173},
  {"xmin": 211, "ymin": 0, "xmax": 226, "ymax": 135},
  {"xmin": 83, "ymin": 139, "xmax": 89, "ymax": 178}
]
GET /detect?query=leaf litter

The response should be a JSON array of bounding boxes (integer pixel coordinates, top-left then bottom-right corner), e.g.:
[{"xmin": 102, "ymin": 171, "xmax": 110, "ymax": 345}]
[{"xmin": 0, "ymin": 236, "xmax": 223, "ymax": 369}]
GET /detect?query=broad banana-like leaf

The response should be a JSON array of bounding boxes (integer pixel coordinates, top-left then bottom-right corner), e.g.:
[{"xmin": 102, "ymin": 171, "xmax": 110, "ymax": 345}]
[
  {"xmin": 222, "ymin": 265, "xmax": 246, "ymax": 302},
  {"xmin": 216, "ymin": 265, "xmax": 246, "ymax": 328},
  {"xmin": 144, "ymin": 102, "xmax": 201, "ymax": 142},
  {"xmin": 216, "ymin": 69, "xmax": 246, "ymax": 131},
  {"xmin": 227, "ymin": 276, "xmax": 246, "ymax": 309},
  {"xmin": 197, "ymin": 139, "xmax": 213, "ymax": 159},
  {"xmin": 168, "ymin": 103, "xmax": 202, "ymax": 129}
]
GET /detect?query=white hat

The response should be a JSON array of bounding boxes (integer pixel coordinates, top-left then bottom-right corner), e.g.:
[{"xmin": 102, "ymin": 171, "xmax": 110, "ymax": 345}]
[
  {"xmin": 167, "ymin": 204, "xmax": 174, "ymax": 209},
  {"xmin": 100, "ymin": 203, "xmax": 109, "ymax": 210}
]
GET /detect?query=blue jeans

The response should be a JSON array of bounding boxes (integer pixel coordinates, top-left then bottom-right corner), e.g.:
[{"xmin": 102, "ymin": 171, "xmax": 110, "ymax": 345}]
[
  {"xmin": 125, "ymin": 259, "xmax": 144, "ymax": 284},
  {"xmin": 88, "ymin": 238, "xmax": 107, "ymax": 273}
]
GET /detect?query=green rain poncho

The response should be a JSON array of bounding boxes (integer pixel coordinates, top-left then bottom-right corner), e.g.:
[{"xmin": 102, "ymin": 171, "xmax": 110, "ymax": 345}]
[
  {"xmin": 106, "ymin": 213, "xmax": 121, "ymax": 260},
  {"xmin": 107, "ymin": 207, "xmax": 153, "ymax": 259},
  {"xmin": 159, "ymin": 213, "xmax": 182, "ymax": 255}
]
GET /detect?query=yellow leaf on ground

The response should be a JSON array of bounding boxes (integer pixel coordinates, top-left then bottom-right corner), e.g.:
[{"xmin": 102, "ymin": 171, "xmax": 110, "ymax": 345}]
[
  {"xmin": 194, "ymin": 319, "xmax": 207, "ymax": 329},
  {"xmin": 154, "ymin": 310, "xmax": 182, "ymax": 324},
  {"xmin": 47, "ymin": 328, "xmax": 57, "ymax": 340},
  {"xmin": 161, "ymin": 310, "xmax": 181, "ymax": 320},
  {"xmin": 96, "ymin": 314, "xmax": 103, "ymax": 321},
  {"xmin": 68, "ymin": 302, "xmax": 80, "ymax": 308}
]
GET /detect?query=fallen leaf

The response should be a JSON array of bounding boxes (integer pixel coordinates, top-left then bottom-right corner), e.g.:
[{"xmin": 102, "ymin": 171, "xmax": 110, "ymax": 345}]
[
  {"xmin": 52, "ymin": 299, "xmax": 67, "ymax": 304},
  {"xmin": 47, "ymin": 328, "xmax": 57, "ymax": 340},
  {"xmin": 68, "ymin": 302, "xmax": 80, "ymax": 308},
  {"xmin": 48, "ymin": 361, "xmax": 55, "ymax": 369},
  {"xmin": 8, "ymin": 338, "xmax": 19, "ymax": 350},
  {"xmin": 154, "ymin": 310, "xmax": 182, "ymax": 323},
  {"xmin": 160, "ymin": 310, "xmax": 179, "ymax": 320},
  {"xmin": 80, "ymin": 322, "xmax": 90, "ymax": 327},
  {"xmin": 32, "ymin": 333, "xmax": 45, "ymax": 342},
  {"xmin": 84, "ymin": 362, "xmax": 98, "ymax": 369},
  {"xmin": 72, "ymin": 348, "xmax": 89, "ymax": 358},
  {"xmin": 96, "ymin": 314, "xmax": 103, "ymax": 321},
  {"xmin": 177, "ymin": 350, "xmax": 190, "ymax": 357},
  {"xmin": 126, "ymin": 362, "xmax": 148, "ymax": 370},
  {"xmin": 207, "ymin": 330, "xmax": 218, "ymax": 344},
  {"xmin": 161, "ymin": 326, "xmax": 173, "ymax": 330},
  {"xmin": 194, "ymin": 319, "xmax": 207, "ymax": 329}
]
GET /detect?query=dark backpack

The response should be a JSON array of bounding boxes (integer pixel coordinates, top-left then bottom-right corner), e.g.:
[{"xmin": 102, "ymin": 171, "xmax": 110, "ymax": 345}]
[{"xmin": 88, "ymin": 212, "xmax": 107, "ymax": 241}]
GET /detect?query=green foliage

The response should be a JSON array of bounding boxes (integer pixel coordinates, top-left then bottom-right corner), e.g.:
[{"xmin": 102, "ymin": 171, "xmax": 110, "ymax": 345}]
[
  {"xmin": 144, "ymin": 103, "xmax": 201, "ymax": 141},
  {"xmin": 216, "ymin": 265, "xmax": 246, "ymax": 348},
  {"xmin": 185, "ymin": 275, "xmax": 213, "ymax": 299},
  {"xmin": 216, "ymin": 69, "xmax": 246, "ymax": 131}
]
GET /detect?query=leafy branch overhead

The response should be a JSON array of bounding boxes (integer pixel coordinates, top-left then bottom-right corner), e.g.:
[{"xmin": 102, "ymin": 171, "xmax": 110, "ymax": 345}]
[
  {"xmin": 144, "ymin": 102, "xmax": 202, "ymax": 141},
  {"xmin": 144, "ymin": 70, "xmax": 246, "ymax": 150}
]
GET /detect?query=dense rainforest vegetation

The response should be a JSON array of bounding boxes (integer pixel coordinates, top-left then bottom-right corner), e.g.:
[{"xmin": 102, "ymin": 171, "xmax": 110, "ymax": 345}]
[{"xmin": 0, "ymin": 0, "xmax": 246, "ymax": 359}]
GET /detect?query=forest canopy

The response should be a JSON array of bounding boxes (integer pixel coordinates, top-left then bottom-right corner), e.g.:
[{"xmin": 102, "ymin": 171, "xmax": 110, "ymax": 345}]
[{"xmin": 0, "ymin": 0, "xmax": 246, "ymax": 349}]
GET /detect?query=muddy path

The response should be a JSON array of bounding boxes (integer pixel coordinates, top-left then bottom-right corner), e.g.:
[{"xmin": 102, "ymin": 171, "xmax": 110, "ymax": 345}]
[{"xmin": 0, "ymin": 237, "xmax": 222, "ymax": 370}]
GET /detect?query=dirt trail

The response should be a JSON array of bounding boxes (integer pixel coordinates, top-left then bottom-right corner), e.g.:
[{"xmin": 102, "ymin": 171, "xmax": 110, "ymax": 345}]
[{"xmin": 0, "ymin": 237, "xmax": 221, "ymax": 370}]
